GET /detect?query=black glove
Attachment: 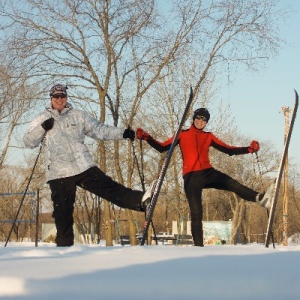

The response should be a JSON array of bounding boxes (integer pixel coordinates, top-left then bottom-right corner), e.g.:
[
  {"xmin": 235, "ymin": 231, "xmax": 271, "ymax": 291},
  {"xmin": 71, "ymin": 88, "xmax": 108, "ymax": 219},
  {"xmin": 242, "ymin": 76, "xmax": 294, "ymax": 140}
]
[
  {"xmin": 123, "ymin": 127, "xmax": 135, "ymax": 141},
  {"xmin": 41, "ymin": 118, "xmax": 54, "ymax": 131}
]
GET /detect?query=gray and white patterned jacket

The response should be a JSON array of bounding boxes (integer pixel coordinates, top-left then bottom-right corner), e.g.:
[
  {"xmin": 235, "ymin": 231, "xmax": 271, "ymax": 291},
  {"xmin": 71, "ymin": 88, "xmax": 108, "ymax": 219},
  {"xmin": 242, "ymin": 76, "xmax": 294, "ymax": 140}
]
[{"xmin": 23, "ymin": 103, "xmax": 125, "ymax": 182}]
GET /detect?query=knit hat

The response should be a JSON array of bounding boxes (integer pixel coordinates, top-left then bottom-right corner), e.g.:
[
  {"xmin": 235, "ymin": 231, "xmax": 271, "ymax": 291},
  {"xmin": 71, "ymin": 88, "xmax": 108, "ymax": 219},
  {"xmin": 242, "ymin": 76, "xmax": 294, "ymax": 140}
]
[
  {"xmin": 49, "ymin": 84, "xmax": 68, "ymax": 96},
  {"xmin": 193, "ymin": 108, "xmax": 210, "ymax": 122}
]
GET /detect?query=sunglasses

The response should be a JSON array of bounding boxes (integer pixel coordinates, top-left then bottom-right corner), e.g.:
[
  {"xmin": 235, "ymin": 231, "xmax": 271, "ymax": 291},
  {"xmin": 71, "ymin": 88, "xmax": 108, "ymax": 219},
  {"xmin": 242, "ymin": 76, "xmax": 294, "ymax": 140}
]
[
  {"xmin": 194, "ymin": 115, "xmax": 207, "ymax": 122},
  {"xmin": 52, "ymin": 93, "xmax": 67, "ymax": 99}
]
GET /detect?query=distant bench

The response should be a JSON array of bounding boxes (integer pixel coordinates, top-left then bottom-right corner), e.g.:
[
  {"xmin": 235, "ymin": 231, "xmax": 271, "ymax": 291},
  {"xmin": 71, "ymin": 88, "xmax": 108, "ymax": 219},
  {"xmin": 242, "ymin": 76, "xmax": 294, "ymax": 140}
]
[
  {"xmin": 121, "ymin": 234, "xmax": 193, "ymax": 245},
  {"xmin": 173, "ymin": 234, "xmax": 193, "ymax": 245},
  {"xmin": 120, "ymin": 235, "xmax": 130, "ymax": 246}
]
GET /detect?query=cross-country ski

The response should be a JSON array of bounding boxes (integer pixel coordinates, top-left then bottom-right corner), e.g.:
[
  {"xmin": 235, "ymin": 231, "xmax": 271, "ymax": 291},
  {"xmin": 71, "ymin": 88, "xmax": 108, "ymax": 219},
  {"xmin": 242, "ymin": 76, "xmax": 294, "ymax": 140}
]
[
  {"xmin": 139, "ymin": 87, "xmax": 194, "ymax": 245},
  {"xmin": 265, "ymin": 90, "xmax": 299, "ymax": 248}
]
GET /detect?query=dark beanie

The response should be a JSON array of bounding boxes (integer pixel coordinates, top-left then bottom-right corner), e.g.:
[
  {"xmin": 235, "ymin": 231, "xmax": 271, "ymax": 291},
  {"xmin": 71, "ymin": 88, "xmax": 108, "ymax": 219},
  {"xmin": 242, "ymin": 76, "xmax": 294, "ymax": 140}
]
[{"xmin": 193, "ymin": 108, "xmax": 210, "ymax": 122}]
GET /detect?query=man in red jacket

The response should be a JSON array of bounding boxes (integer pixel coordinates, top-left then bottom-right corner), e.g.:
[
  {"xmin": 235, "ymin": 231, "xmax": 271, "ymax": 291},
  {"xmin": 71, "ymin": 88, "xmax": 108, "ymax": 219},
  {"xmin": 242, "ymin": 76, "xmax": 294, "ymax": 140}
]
[{"xmin": 136, "ymin": 108, "xmax": 274, "ymax": 247}]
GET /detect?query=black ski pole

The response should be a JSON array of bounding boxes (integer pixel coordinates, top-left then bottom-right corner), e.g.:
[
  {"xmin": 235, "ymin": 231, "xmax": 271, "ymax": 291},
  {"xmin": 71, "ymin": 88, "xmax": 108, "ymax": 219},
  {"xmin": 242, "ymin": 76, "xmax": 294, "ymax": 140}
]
[
  {"xmin": 130, "ymin": 135, "xmax": 158, "ymax": 244},
  {"xmin": 254, "ymin": 152, "xmax": 275, "ymax": 248},
  {"xmin": 4, "ymin": 134, "xmax": 46, "ymax": 247},
  {"xmin": 139, "ymin": 140, "xmax": 145, "ymax": 190}
]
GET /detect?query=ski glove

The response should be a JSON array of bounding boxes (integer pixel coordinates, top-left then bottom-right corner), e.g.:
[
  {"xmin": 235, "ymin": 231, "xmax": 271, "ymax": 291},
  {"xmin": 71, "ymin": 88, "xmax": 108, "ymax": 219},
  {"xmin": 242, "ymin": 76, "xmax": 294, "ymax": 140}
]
[
  {"xmin": 136, "ymin": 128, "xmax": 150, "ymax": 141},
  {"xmin": 41, "ymin": 117, "xmax": 54, "ymax": 131},
  {"xmin": 248, "ymin": 140, "xmax": 260, "ymax": 153},
  {"xmin": 123, "ymin": 128, "xmax": 135, "ymax": 141}
]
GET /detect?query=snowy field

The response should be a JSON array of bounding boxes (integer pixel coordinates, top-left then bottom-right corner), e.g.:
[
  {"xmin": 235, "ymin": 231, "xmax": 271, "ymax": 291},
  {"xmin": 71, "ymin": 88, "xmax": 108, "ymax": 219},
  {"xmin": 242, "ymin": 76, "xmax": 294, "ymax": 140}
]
[{"xmin": 0, "ymin": 241, "xmax": 300, "ymax": 300}]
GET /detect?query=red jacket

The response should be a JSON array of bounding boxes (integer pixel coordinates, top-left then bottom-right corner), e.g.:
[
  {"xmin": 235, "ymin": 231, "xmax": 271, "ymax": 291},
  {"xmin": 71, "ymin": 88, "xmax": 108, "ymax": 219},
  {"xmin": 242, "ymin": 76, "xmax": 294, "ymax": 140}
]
[{"xmin": 147, "ymin": 124, "xmax": 249, "ymax": 176}]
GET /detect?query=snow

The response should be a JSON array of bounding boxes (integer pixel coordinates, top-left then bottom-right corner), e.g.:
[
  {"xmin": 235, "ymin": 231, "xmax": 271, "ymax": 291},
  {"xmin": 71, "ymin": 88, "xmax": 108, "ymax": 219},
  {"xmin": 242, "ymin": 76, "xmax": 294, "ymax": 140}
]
[{"xmin": 1, "ymin": 242, "xmax": 300, "ymax": 300}]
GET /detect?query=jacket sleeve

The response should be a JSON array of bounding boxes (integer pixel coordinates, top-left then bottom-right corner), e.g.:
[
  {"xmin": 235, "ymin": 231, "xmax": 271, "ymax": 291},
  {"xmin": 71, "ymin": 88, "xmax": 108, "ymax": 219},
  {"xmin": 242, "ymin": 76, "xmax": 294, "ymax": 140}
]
[
  {"xmin": 211, "ymin": 133, "xmax": 249, "ymax": 156},
  {"xmin": 84, "ymin": 112, "xmax": 124, "ymax": 140},
  {"xmin": 23, "ymin": 112, "xmax": 52, "ymax": 149},
  {"xmin": 146, "ymin": 136, "xmax": 176, "ymax": 153}
]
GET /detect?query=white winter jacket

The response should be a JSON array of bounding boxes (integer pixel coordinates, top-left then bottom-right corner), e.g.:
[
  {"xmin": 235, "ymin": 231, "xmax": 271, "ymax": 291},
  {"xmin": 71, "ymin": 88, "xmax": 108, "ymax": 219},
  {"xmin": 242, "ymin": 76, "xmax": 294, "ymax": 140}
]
[{"xmin": 23, "ymin": 103, "xmax": 125, "ymax": 182}]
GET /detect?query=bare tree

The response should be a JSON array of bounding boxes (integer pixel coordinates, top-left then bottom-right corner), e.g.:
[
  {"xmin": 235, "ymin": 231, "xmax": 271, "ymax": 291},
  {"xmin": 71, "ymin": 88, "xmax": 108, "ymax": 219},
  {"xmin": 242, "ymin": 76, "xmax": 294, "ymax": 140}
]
[
  {"xmin": 0, "ymin": 64, "xmax": 40, "ymax": 168},
  {"xmin": 0, "ymin": 0, "xmax": 288, "ymax": 245}
]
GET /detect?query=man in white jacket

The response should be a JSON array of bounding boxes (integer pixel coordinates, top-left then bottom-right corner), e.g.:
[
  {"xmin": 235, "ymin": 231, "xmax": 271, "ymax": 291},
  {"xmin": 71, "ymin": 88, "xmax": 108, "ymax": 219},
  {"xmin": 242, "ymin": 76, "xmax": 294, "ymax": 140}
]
[{"xmin": 24, "ymin": 84, "xmax": 151, "ymax": 246}]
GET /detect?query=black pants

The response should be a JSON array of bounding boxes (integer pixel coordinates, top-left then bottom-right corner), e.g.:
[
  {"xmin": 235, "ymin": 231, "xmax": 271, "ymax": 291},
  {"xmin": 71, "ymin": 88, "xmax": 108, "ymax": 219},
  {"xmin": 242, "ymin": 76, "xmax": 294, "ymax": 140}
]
[
  {"xmin": 48, "ymin": 166, "xmax": 144, "ymax": 246},
  {"xmin": 183, "ymin": 168, "xmax": 258, "ymax": 246}
]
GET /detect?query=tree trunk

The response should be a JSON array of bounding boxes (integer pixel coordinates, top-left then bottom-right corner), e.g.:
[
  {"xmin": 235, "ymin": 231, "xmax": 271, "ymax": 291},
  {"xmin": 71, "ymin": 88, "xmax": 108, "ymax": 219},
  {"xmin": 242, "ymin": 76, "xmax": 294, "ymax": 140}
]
[
  {"xmin": 97, "ymin": 140, "xmax": 113, "ymax": 246},
  {"xmin": 230, "ymin": 196, "xmax": 246, "ymax": 245}
]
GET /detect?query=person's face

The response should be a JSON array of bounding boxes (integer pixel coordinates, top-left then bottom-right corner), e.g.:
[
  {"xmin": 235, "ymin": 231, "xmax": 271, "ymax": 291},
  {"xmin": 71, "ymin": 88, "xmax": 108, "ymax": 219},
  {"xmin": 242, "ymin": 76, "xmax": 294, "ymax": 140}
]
[
  {"xmin": 51, "ymin": 93, "xmax": 67, "ymax": 112},
  {"xmin": 193, "ymin": 115, "xmax": 207, "ymax": 129}
]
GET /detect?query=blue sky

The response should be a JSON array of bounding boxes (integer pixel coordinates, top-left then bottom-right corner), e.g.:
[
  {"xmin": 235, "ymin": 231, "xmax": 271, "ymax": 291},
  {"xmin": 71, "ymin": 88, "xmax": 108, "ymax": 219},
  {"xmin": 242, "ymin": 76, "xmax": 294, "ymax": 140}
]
[
  {"xmin": 217, "ymin": 0, "xmax": 300, "ymax": 169},
  {"xmin": 3, "ymin": 0, "xmax": 300, "ymax": 172}
]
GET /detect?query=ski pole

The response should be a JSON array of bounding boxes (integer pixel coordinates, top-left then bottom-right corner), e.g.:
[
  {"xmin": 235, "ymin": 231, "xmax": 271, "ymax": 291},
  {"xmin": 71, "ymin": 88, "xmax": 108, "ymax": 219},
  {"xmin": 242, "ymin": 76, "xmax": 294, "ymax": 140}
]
[
  {"xmin": 254, "ymin": 152, "xmax": 264, "ymax": 190},
  {"xmin": 139, "ymin": 140, "xmax": 145, "ymax": 189},
  {"xmin": 130, "ymin": 136, "xmax": 158, "ymax": 244},
  {"xmin": 131, "ymin": 139, "xmax": 145, "ymax": 190},
  {"xmin": 4, "ymin": 134, "xmax": 46, "ymax": 247},
  {"xmin": 254, "ymin": 152, "xmax": 275, "ymax": 247}
]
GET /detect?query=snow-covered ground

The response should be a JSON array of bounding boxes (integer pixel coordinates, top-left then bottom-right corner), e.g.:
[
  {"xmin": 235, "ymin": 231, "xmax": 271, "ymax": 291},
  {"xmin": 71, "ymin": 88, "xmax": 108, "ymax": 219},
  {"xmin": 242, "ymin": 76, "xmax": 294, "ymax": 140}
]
[{"xmin": 1, "ymin": 242, "xmax": 300, "ymax": 300}]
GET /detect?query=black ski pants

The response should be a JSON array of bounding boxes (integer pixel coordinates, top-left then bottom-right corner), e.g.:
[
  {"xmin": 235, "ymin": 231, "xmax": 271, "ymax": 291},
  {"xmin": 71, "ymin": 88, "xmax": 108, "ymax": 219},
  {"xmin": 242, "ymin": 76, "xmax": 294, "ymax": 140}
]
[
  {"xmin": 48, "ymin": 166, "xmax": 144, "ymax": 246},
  {"xmin": 183, "ymin": 168, "xmax": 258, "ymax": 247}
]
